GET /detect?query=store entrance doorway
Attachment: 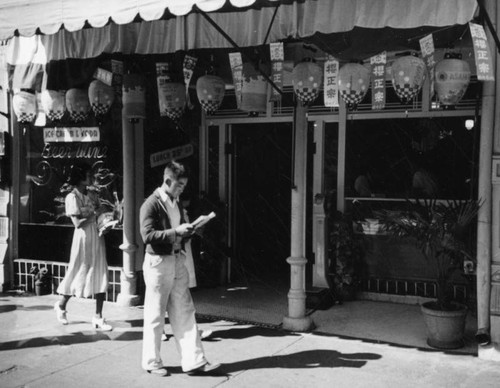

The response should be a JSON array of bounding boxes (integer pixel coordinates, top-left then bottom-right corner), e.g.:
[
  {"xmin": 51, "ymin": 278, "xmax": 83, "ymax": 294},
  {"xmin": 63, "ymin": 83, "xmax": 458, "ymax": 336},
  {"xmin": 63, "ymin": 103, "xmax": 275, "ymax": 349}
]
[{"xmin": 230, "ymin": 122, "xmax": 293, "ymax": 286}]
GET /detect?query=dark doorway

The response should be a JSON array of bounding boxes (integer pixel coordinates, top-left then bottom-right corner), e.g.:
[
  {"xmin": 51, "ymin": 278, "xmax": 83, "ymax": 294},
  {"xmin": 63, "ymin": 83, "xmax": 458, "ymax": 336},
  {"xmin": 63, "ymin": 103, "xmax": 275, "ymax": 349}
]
[{"xmin": 230, "ymin": 122, "xmax": 293, "ymax": 285}]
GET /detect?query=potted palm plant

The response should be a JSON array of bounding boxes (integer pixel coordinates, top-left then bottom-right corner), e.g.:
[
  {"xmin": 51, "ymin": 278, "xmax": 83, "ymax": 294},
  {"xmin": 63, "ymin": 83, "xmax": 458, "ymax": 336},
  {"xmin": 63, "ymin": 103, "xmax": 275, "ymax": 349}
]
[{"xmin": 375, "ymin": 199, "xmax": 481, "ymax": 349}]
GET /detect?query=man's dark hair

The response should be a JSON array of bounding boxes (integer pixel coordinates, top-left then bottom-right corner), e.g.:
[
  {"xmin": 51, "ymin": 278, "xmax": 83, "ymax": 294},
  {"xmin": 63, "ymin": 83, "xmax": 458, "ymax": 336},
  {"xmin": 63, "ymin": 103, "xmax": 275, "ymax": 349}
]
[{"xmin": 163, "ymin": 160, "xmax": 189, "ymax": 181}]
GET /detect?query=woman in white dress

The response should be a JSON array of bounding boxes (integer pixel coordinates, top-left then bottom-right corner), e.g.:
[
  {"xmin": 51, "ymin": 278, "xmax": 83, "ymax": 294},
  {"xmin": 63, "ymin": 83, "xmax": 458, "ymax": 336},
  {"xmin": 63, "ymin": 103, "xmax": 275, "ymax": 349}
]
[{"xmin": 54, "ymin": 163, "xmax": 112, "ymax": 331}]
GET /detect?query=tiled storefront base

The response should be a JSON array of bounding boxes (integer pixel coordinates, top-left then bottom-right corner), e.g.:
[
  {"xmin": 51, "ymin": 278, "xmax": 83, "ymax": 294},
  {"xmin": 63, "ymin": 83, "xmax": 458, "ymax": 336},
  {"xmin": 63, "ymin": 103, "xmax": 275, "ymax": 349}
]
[{"xmin": 14, "ymin": 258, "xmax": 123, "ymax": 302}]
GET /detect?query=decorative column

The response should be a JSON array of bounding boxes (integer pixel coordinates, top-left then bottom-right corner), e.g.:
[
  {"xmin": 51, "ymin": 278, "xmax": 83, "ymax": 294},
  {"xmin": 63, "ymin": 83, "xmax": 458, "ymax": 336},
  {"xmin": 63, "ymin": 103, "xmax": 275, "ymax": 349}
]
[
  {"xmin": 116, "ymin": 74, "xmax": 144, "ymax": 307},
  {"xmin": 282, "ymin": 103, "xmax": 314, "ymax": 331}
]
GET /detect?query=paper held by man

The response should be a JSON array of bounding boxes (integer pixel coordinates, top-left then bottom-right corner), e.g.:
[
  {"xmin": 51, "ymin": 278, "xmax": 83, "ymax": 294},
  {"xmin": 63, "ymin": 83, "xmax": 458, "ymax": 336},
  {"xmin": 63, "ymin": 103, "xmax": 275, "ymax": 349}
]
[{"xmin": 190, "ymin": 211, "xmax": 216, "ymax": 230}]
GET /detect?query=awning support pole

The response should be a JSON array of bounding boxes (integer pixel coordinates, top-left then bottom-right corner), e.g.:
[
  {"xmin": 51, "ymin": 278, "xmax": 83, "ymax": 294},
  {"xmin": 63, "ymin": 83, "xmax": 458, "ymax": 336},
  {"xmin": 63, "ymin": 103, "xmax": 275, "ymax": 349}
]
[
  {"xmin": 198, "ymin": 10, "xmax": 283, "ymax": 96},
  {"xmin": 479, "ymin": 0, "xmax": 500, "ymax": 54},
  {"xmin": 283, "ymin": 102, "xmax": 314, "ymax": 332}
]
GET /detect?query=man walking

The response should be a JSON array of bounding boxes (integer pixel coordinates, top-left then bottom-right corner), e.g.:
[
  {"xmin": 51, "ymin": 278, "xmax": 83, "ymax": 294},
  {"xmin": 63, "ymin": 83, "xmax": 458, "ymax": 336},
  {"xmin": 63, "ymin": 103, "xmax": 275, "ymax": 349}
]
[{"xmin": 140, "ymin": 161, "xmax": 220, "ymax": 376}]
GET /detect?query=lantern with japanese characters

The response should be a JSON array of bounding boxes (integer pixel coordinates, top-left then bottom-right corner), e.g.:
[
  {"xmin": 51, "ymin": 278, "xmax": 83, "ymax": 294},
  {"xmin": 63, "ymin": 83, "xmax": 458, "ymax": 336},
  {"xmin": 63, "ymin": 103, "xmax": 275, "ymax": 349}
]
[
  {"xmin": 196, "ymin": 75, "xmax": 225, "ymax": 115},
  {"xmin": 13, "ymin": 91, "xmax": 37, "ymax": 123},
  {"xmin": 123, "ymin": 74, "xmax": 146, "ymax": 120},
  {"xmin": 158, "ymin": 82, "xmax": 186, "ymax": 121},
  {"xmin": 291, "ymin": 59, "xmax": 323, "ymax": 105},
  {"xmin": 337, "ymin": 63, "xmax": 370, "ymax": 108},
  {"xmin": 66, "ymin": 88, "xmax": 90, "ymax": 122},
  {"xmin": 434, "ymin": 54, "xmax": 471, "ymax": 107},
  {"xmin": 89, "ymin": 80, "xmax": 115, "ymax": 117},
  {"xmin": 240, "ymin": 62, "xmax": 269, "ymax": 115},
  {"xmin": 40, "ymin": 90, "xmax": 65, "ymax": 122},
  {"xmin": 391, "ymin": 54, "xmax": 426, "ymax": 103}
]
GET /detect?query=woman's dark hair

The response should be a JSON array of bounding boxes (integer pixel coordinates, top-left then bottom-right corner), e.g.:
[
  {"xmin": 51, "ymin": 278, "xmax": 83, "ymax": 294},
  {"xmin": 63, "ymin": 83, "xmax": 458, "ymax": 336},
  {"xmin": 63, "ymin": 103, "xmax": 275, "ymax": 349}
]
[{"xmin": 67, "ymin": 163, "xmax": 92, "ymax": 186}]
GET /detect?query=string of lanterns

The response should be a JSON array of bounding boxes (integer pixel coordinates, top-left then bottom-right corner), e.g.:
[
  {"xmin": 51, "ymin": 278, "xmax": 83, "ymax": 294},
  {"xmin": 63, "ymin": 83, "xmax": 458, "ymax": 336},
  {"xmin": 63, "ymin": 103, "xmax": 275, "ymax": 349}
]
[{"xmin": 12, "ymin": 50, "xmax": 473, "ymax": 124}]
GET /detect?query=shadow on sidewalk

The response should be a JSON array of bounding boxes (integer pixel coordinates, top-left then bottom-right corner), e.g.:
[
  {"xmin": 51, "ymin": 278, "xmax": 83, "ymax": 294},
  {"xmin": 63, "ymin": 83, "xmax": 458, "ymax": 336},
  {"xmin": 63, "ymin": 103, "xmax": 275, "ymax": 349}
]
[
  {"xmin": 204, "ymin": 349, "xmax": 382, "ymax": 375},
  {"xmin": 0, "ymin": 330, "xmax": 143, "ymax": 351}
]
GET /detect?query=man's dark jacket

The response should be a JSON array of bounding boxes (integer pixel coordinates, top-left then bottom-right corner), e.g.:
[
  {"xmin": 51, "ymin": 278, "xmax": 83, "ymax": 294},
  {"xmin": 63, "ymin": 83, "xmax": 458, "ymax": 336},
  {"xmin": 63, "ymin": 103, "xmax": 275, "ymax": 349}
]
[{"xmin": 139, "ymin": 189, "xmax": 186, "ymax": 255}]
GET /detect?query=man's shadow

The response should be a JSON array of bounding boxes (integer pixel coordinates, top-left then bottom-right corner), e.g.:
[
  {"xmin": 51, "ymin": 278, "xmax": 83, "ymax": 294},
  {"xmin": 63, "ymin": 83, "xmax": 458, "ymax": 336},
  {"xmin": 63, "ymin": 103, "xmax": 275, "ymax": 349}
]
[
  {"xmin": 220, "ymin": 349, "xmax": 382, "ymax": 373},
  {"xmin": 166, "ymin": 349, "xmax": 382, "ymax": 375}
]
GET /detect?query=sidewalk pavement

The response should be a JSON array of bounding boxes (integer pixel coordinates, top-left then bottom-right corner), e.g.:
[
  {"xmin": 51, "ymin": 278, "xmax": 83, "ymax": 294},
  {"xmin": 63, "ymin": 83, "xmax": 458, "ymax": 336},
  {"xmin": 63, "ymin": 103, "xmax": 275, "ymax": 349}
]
[{"xmin": 1, "ymin": 293, "xmax": 500, "ymax": 388}]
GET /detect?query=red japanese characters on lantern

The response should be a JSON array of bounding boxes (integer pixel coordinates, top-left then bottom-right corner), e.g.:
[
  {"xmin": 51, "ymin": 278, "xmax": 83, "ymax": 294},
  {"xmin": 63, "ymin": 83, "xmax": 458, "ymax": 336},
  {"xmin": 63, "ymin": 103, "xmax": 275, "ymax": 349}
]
[
  {"xmin": 88, "ymin": 80, "xmax": 115, "ymax": 117},
  {"xmin": 196, "ymin": 75, "xmax": 225, "ymax": 115},
  {"xmin": 240, "ymin": 62, "xmax": 270, "ymax": 115},
  {"xmin": 13, "ymin": 91, "xmax": 37, "ymax": 123},
  {"xmin": 434, "ymin": 54, "xmax": 471, "ymax": 107},
  {"xmin": 66, "ymin": 88, "xmax": 90, "ymax": 122},
  {"xmin": 291, "ymin": 58, "xmax": 323, "ymax": 105},
  {"xmin": 40, "ymin": 90, "xmax": 65, "ymax": 121},
  {"xmin": 337, "ymin": 63, "xmax": 370, "ymax": 108},
  {"xmin": 391, "ymin": 54, "xmax": 426, "ymax": 103},
  {"xmin": 123, "ymin": 74, "xmax": 146, "ymax": 120}
]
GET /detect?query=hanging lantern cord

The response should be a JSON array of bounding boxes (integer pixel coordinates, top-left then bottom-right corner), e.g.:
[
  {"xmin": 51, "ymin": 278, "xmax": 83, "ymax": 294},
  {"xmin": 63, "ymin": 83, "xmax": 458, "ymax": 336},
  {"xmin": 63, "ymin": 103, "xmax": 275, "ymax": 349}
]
[{"xmin": 198, "ymin": 10, "xmax": 283, "ymax": 96}]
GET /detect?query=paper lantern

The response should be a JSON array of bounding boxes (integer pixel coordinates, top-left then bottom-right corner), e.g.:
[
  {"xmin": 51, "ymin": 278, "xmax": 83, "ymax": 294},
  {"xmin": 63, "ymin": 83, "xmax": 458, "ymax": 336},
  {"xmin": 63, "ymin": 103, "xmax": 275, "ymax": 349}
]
[
  {"xmin": 40, "ymin": 90, "xmax": 65, "ymax": 121},
  {"xmin": 391, "ymin": 55, "xmax": 426, "ymax": 103},
  {"xmin": 337, "ymin": 63, "xmax": 370, "ymax": 108},
  {"xmin": 123, "ymin": 74, "xmax": 146, "ymax": 119},
  {"xmin": 240, "ymin": 62, "xmax": 269, "ymax": 115},
  {"xmin": 88, "ymin": 80, "xmax": 115, "ymax": 116},
  {"xmin": 434, "ymin": 56, "xmax": 471, "ymax": 107},
  {"xmin": 158, "ymin": 82, "xmax": 186, "ymax": 121},
  {"xmin": 196, "ymin": 75, "xmax": 225, "ymax": 114},
  {"xmin": 291, "ymin": 59, "xmax": 323, "ymax": 105},
  {"xmin": 13, "ymin": 91, "xmax": 37, "ymax": 123},
  {"xmin": 66, "ymin": 88, "xmax": 90, "ymax": 122}
]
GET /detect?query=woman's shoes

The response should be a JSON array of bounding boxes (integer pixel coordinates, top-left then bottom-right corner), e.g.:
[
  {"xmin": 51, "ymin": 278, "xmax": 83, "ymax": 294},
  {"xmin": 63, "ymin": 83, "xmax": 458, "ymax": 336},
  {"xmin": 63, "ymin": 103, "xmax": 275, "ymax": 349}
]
[
  {"xmin": 92, "ymin": 316, "xmax": 113, "ymax": 331},
  {"xmin": 54, "ymin": 302, "xmax": 68, "ymax": 325}
]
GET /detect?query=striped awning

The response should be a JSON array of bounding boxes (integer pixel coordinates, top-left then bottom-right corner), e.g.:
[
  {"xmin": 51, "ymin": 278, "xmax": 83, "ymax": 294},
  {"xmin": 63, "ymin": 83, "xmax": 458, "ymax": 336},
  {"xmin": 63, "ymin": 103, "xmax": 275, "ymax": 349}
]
[
  {"xmin": 4, "ymin": 0, "xmax": 479, "ymax": 66},
  {"xmin": 0, "ymin": 0, "xmax": 284, "ymax": 40}
]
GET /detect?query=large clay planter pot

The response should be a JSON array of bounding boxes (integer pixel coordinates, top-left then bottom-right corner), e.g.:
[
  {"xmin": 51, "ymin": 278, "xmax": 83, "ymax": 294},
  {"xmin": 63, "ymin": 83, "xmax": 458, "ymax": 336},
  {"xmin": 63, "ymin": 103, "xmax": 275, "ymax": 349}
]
[{"xmin": 420, "ymin": 301, "xmax": 468, "ymax": 349}]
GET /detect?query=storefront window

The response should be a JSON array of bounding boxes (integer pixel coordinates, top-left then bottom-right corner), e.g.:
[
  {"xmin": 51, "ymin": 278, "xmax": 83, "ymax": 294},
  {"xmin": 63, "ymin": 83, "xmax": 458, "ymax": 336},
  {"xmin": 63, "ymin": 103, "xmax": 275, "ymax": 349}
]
[
  {"xmin": 20, "ymin": 120, "xmax": 122, "ymax": 225},
  {"xmin": 345, "ymin": 117, "xmax": 478, "ymax": 201}
]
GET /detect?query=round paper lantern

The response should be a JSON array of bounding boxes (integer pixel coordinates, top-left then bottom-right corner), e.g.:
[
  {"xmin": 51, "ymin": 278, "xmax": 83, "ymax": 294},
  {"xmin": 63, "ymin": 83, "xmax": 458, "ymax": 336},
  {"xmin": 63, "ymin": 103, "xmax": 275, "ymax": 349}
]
[
  {"xmin": 196, "ymin": 75, "xmax": 225, "ymax": 114},
  {"xmin": 88, "ymin": 80, "xmax": 115, "ymax": 117},
  {"xmin": 337, "ymin": 63, "xmax": 370, "ymax": 108},
  {"xmin": 434, "ymin": 56, "xmax": 471, "ymax": 107},
  {"xmin": 391, "ymin": 55, "xmax": 426, "ymax": 103},
  {"xmin": 66, "ymin": 88, "xmax": 90, "ymax": 122},
  {"xmin": 291, "ymin": 59, "xmax": 323, "ymax": 105},
  {"xmin": 13, "ymin": 91, "xmax": 37, "ymax": 123},
  {"xmin": 40, "ymin": 90, "xmax": 65, "ymax": 121},
  {"xmin": 240, "ymin": 62, "xmax": 270, "ymax": 115},
  {"xmin": 158, "ymin": 82, "xmax": 186, "ymax": 121},
  {"xmin": 123, "ymin": 74, "xmax": 146, "ymax": 120}
]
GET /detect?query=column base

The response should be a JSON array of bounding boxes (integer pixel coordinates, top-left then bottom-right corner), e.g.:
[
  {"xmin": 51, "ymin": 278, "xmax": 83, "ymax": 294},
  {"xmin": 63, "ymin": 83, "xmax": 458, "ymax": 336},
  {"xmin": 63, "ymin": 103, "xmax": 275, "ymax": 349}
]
[
  {"xmin": 478, "ymin": 342, "xmax": 500, "ymax": 362},
  {"xmin": 116, "ymin": 293, "xmax": 141, "ymax": 307},
  {"xmin": 282, "ymin": 315, "xmax": 315, "ymax": 332}
]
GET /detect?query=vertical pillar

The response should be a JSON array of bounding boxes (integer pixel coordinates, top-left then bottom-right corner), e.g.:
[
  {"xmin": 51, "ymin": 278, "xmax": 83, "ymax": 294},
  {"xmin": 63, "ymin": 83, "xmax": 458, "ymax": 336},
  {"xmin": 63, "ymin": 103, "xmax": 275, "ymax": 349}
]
[
  {"xmin": 116, "ymin": 117, "xmax": 140, "ymax": 306},
  {"xmin": 479, "ymin": 0, "xmax": 500, "ymax": 360},
  {"xmin": 283, "ymin": 103, "xmax": 314, "ymax": 331},
  {"xmin": 312, "ymin": 119, "xmax": 329, "ymax": 288}
]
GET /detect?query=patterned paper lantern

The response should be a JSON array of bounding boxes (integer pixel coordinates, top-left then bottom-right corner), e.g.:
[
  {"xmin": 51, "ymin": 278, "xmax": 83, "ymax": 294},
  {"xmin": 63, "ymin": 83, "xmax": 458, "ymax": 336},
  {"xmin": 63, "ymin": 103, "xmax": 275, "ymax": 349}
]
[
  {"xmin": 196, "ymin": 75, "xmax": 225, "ymax": 114},
  {"xmin": 88, "ymin": 80, "xmax": 115, "ymax": 117},
  {"xmin": 13, "ymin": 91, "xmax": 37, "ymax": 123},
  {"xmin": 291, "ymin": 59, "xmax": 323, "ymax": 105},
  {"xmin": 66, "ymin": 88, "xmax": 90, "ymax": 122},
  {"xmin": 122, "ymin": 74, "xmax": 146, "ymax": 120},
  {"xmin": 240, "ymin": 62, "xmax": 270, "ymax": 115},
  {"xmin": 40, "ymin": 90, "xmax": 65, "ymax": 121},
  {"xmin": 158, "ymin": 82, "xmax": 186, "ymax": 121},
  {"xmin": 434, "ymin": 55, "xmax": 471, "ymax": 107},
  {"xmin": 337, "ymin": 63, "xmax": 370, "ymax": 108},
  {"xmin": 391, "ymin": 54, "xmax": 426, "ymax": 103}
]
